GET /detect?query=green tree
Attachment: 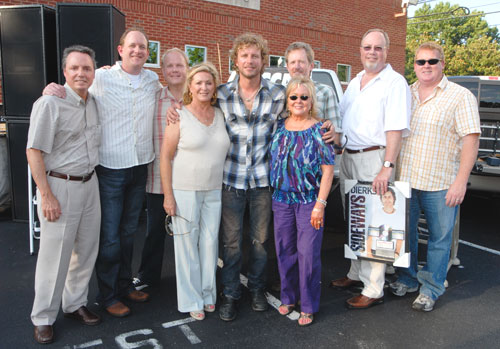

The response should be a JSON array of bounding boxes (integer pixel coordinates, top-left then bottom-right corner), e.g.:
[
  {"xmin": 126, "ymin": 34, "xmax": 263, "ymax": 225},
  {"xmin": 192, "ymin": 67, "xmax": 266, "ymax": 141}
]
[{"xmin": 406, "ymin": 2, "xmax": 500, "ymax": 83}]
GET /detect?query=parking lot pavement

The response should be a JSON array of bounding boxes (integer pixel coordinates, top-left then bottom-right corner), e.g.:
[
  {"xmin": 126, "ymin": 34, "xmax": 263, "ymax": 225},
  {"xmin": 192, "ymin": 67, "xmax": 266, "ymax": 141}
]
[{"xmin": 1, "ymin": 191, "xmax": 500, "ymax": 348}]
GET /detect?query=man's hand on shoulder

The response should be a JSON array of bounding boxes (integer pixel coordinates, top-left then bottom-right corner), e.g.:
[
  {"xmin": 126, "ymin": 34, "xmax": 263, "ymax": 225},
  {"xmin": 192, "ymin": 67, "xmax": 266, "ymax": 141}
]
[
  {"xmin": 166, "ymin": 102, "xmax": 182, "ymax": 125},
  {"xmin": 321, "ymin": 121, "xmax": 337, "ymax": 144},
  {"xmin": 43, "ymin": 83, "xmax": 66, "ymax": 99}
]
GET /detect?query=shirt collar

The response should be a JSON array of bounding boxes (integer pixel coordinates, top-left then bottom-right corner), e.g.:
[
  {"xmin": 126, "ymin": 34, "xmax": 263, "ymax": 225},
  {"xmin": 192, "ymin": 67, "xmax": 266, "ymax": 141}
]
[
  {"xmin": 64, "ymin": 83, "xmax": 89, "ymax": 105},
  {"xmin": 411, "ymin": 74, "xmax": 448, "ymax": 93},
  {"xmin": 159, "ymin": 86, "xmax": 182, "ymax": 104},
  {"xmin": 357, "ymin": 63, "xmax": 394, "ymax": 82},
  {"xmin": 113, "ymin": 61, "xmax": 145, "ymax": 78},
  {"xmin": 226, "ymin": 74, "xmax": 271, "ymax": 95}
]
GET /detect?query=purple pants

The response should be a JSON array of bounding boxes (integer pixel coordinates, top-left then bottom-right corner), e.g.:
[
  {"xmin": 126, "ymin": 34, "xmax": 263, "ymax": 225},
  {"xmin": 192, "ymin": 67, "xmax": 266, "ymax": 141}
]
[{"xmin": 272, "ymin": 199, "xmax": 323, "ymax": 314}]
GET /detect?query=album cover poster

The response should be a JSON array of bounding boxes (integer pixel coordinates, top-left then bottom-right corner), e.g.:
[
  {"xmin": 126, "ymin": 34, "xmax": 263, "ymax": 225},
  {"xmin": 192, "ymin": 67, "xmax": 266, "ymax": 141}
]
[{"xmin": 344, "ymin": 180, "xmax": 411, "ymax": 267}]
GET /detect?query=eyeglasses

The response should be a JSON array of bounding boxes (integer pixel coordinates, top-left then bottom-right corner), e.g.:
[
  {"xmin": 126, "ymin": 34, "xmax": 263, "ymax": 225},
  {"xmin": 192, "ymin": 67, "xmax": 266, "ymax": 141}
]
[
  {"xmin": 289, "ymin": 95, "xmax": 309, "ymax": 101},
  {"xmin": 361, "ymin": 46, "xmax": 385, "ymax": 52},
  {"xmin": 415, "ymin": 59, "xmax": 441, "ymax": 66},
  {"xmin": 165, "ymin": 214, "xmax": 191, "ymax": 236}
]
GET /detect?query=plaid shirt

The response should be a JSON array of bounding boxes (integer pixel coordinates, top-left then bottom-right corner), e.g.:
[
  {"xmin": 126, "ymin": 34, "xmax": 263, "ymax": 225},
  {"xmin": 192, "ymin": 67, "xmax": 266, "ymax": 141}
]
[
  {"xmin": 398, "ymin": 76, "xmax": 481, "ymax": 191},
  {"xmin": 314, "ymin": 81, "xmax": 342, "ymax": 131},
  {"xmin": 218, "ymin": 76, "xmax": 286, "ymax": 189},
  {"xmin": 146, "ymin": 87, "xmax": 181, "ymax": 194}
]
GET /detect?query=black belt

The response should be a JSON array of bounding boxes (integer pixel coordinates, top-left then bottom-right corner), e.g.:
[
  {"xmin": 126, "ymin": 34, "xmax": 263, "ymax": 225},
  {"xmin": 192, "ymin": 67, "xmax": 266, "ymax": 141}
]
[
  {"xmin": 345, "ymin": 146, "xmax": 385, "ymax": 154},
  {"xmin": 47, "ymin": 170, "xmax": 94, "ymax": 182}
]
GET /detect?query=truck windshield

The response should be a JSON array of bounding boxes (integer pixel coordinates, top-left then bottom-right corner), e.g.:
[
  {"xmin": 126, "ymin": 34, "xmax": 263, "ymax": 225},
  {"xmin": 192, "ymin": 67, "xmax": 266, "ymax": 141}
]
[
  {"xmin": 454, "ymin": 81, "xmax": 479, "ymax": 98},
  {"xmin": 480, "ymin": 84, "xmax": 500, "ymax": 108}
]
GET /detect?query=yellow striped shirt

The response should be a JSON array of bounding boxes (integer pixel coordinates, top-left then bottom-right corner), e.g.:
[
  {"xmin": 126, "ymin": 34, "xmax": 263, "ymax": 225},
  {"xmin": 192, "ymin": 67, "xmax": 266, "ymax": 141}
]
[{"xmin": 398, "ymin": 76, "xmax": 480, "ymax": 191}]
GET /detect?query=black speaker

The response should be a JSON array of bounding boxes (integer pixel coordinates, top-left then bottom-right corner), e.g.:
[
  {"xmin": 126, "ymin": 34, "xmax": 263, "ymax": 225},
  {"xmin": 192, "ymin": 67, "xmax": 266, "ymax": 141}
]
[
  {"xmin": 5, "ymin": 119, "xmax": 30, "ymax": 221},
  {"xmin": 56, "ymin": 3, "xmax": 125, "ymax": 83},
  {"xmin": 0, "ymin": 5, "xmax": 58, "ymax": 117}
]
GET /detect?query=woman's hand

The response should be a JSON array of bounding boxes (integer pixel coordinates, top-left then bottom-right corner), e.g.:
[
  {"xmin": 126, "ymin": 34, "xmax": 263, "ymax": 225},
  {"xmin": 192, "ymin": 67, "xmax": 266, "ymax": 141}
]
[
  {"xmin": 163, "ymin": 194, "xmax": 176, "ymax": 216},
  {"xmin": 310, "ymin": 204, "xmax": 325, "ymax": 230}
]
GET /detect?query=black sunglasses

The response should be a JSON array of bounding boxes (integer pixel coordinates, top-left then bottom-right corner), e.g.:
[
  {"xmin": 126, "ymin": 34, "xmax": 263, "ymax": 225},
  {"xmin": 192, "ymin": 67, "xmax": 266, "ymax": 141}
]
[
  {"xmin": 415, "ymin": 59, "xmax": 441, "ymax": 66},
  {"xmin": 289, "ymin": 95, "xmax": 309, "ymax": 101}
]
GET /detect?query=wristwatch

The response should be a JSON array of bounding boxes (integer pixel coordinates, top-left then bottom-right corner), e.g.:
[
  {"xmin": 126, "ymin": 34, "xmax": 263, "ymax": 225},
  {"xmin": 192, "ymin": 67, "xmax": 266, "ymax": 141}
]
[{"xmin": 383, "ymin": 161, "xmax": 394, "ymax": 168}]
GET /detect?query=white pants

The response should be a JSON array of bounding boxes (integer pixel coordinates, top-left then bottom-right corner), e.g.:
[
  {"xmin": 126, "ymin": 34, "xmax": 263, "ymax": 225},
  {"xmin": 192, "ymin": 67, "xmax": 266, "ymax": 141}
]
[
  {"xmin": 172, "ymin": 189, "xmax": 221, "ymax": 312},
  {"xmin": 31, "ymin": 174, "xmax": 101, "ymax": 325},
  {"xmin": 340, "ymin": 148, "xmax": 393, "ymax": 299}
]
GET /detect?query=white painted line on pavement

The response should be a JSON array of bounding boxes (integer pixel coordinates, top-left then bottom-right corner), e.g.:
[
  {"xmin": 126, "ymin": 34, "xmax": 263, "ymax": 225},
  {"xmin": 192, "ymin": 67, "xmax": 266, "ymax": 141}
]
[
  {"xmin": 179, "ymin": 325, "xmax": 201, "ymax": 345},
  {"xmin": 218, "ymin": 258, "xmax": 299, "ymax": 321},
  {"xmin": 162, "ymin": 317, "xmax": 196, "ymax": 329},
  {"xmin": 67, "ymin": 339, "xmax": 103, "ymax": 348},
  {"xmin": 459, "ymin": 239, "xmax": 500, "ymax": 256}
]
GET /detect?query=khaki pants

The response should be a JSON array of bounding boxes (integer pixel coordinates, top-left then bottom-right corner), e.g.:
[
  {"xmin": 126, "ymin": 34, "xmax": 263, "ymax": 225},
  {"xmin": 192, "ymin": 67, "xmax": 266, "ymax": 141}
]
[
  {"xmin": 31, "ymin": 174, "xmax": 101, "ymax": 326},
  {"xmin": 340, "ymin": 148, "xmax": 393, "ymax": 299}
]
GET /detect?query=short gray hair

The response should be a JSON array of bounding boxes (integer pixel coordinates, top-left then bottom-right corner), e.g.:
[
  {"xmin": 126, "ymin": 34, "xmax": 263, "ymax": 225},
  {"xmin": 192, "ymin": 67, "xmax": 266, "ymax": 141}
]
[
  {"xmin": 361, "ymin": 28, "xmax": 390, "ymax": 49},
  {"xmin": 62, "ymin": 45, "xmax": 97, "ymax": 70},
  {"xmin": 285, "ymin": 42, "xmax": 314, "ymax": 64}
]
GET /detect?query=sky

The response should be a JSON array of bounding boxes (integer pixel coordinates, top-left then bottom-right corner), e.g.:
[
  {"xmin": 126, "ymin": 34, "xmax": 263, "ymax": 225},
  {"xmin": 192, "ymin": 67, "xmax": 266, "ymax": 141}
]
[{"xmin": 407, "ymin": 0, "xmax": 500, "ymax": 29}]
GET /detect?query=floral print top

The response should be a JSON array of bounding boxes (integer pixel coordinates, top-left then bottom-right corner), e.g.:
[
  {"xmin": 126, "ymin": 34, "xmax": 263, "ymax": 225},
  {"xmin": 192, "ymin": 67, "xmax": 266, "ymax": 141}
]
[{"xmin": 270, "ymin": 119, "xmax": 335, "ymax": 204}]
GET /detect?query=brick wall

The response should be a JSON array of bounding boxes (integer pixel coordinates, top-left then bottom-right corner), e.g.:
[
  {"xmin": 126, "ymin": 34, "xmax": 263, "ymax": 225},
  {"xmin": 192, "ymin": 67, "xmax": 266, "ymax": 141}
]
[{"xmin": 0, "ymin": 0, "xmax": 407, "ymax": 98}]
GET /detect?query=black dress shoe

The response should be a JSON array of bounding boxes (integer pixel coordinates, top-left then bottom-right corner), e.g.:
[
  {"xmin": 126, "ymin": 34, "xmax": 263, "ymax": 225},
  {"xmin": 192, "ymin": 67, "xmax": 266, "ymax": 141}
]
[
  {"xmin": 250, "ymin": 289, "xmax": 268, "ymax": 312},
  {"xmin": 64, "ymin": 306, "xmax": 101, "ymax": 326},
  {"xmin": 34, "ymin": 325, "xmax": 53, "ymax": 344},
  {"xmin": 219, "ymin": 295, "xmax": 237, "ymax": 321}
]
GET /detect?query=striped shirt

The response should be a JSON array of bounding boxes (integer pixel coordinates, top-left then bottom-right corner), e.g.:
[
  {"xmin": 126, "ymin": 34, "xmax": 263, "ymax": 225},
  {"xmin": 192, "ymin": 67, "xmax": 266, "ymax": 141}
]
[
  {"xmin": 314, "ymin": 81, "xmax": 342, "ymax": 131},
  {"xmin": 89, "ymin": 62, "xmax": 161, "ymax": 169},
  {"xmin": 146, "ymin": 87, "xmax": 181, "ymax": 194},
  {"xmin": 398, "ymin": 76, "xmax": 481, "ymax": 191},
  {"xmin": 218, "ymin": 76, "xmax": 286, "ymax": 190}
]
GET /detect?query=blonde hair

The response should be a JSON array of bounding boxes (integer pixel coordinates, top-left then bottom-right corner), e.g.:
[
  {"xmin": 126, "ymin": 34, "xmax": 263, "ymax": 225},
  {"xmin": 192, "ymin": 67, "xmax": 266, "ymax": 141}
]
[
  {"xmin": 161, "ymin": 48, "xmax": 189, "ymax": 68},
  {"xmin": 286, "ymin": 76, "xmax": 319, "ymax": 120},
  {"xmin": 415, "ymin": 42, "xmax": 445, "ymax": 61},
  {"xmin": 183, "ymin": 62, "xmax": 220, "ymax": 105},
  {"xmin": 230, "ymin": 32, "xmax": 269, "ymax": 74}
]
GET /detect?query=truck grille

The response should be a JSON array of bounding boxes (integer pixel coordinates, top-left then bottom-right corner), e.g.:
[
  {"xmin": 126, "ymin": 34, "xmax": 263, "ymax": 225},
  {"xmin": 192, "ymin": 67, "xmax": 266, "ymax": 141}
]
[{"xmin": 478, "ymin": 121, "xmax": 499, "ymax": 156}]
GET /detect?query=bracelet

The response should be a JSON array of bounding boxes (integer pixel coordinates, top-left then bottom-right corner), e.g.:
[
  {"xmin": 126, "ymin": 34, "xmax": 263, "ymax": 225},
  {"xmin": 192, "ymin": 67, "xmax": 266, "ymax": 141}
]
[
  {"xmin": 312, "ymin": 208, "xmax": 322, "ymax": 212},
  {"xmin": 316, "ymin": 198, "xmax": 327, "ymax": 207}
]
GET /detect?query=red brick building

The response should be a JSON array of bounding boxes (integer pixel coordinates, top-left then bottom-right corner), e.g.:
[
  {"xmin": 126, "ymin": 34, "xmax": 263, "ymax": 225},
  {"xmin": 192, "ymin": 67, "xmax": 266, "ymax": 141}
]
[{"xmin": 0, "ymin": 0, "xmax": 407, "ymax": 87}]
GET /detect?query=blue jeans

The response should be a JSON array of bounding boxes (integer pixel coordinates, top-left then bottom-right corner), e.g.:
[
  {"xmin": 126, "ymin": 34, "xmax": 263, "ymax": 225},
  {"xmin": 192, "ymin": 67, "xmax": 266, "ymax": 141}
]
[
  {"xmin": 137, "ymin": 193, "xmax": 167, "ymax": 286},
  {"xmin": 220, "ymin": 185, "xmax": 272, "ymax": 299},
  {"xmin": 397, "ymin": 189, "xmax": 458, "ymax": 300},
  {"xmin": 95, "ymin": 165, "xmax": 147, "ymax": 307}
]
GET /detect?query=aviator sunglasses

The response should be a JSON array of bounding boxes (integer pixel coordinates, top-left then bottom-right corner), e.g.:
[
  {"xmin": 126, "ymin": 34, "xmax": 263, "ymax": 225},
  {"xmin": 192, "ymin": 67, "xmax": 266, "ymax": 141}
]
[
  {"xmin": 289, "ymin": 95, "xmax": 309, "ymax": 101},
  {"xmin": 415, "ymin": 58, "xmax": 441, "ymax": 66}
]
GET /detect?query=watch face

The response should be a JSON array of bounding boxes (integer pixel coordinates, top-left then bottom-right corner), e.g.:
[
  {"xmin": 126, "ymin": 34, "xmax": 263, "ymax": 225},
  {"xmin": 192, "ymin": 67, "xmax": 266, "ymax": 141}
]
[{"xmin": 384, "ymin": 161, "xmax": 393, "ymax": 168}]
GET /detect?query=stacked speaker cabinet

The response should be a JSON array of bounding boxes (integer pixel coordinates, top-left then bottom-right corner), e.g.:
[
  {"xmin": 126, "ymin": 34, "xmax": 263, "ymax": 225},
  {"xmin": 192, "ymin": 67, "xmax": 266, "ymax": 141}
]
[
  {"xmin": 0, "ymin": 5, "xmax": 57, "ymax": 221},
  {"xmin": 56, "ymin": 3, "xmax": 125, "ymax": 83},
  {"xmin": 0, "ymin": 5, "xmax": 58, "ymax": 117},
  {"xmin": 0, "ymin": 4, "xmax": 126, "ymax": 221}
]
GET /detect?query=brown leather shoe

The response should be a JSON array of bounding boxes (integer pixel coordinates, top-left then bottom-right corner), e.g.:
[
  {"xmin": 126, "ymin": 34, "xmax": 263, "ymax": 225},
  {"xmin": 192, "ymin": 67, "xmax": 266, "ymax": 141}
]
[
  {"xmin": 329, "ymin": 276, "xmax": 363, "ymax": 289},
  {"xmin": 125, "ymin": 290, "xmax": 150, "ymax": 303},
  {"xmin": 64, "ymin": 306, "xmax": 101, "ymax": 326},
  {"xmin": 105, "ymin": 301, "xmax": 131, "ymax": 317},
  {"xmin": 34, "ymin": 325, "xmax": 53, "ymax": 344},
  {"xmin": 346, "ymin": 294, "xmax": 384, "ymax": 309}
]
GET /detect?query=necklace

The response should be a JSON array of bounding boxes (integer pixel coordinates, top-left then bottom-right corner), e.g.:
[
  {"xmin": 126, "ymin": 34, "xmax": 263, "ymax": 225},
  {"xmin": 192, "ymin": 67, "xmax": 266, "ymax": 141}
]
[{"xmin": 239, "ymin": 87, "xmax": 258, "ymax": 102}]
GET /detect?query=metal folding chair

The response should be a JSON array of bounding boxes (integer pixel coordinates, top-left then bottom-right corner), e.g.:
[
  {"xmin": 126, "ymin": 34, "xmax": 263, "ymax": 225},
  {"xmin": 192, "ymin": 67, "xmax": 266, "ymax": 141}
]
[{"xmin": 28, "ymin": 165, "xmax": 40, "ymax": 255}]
